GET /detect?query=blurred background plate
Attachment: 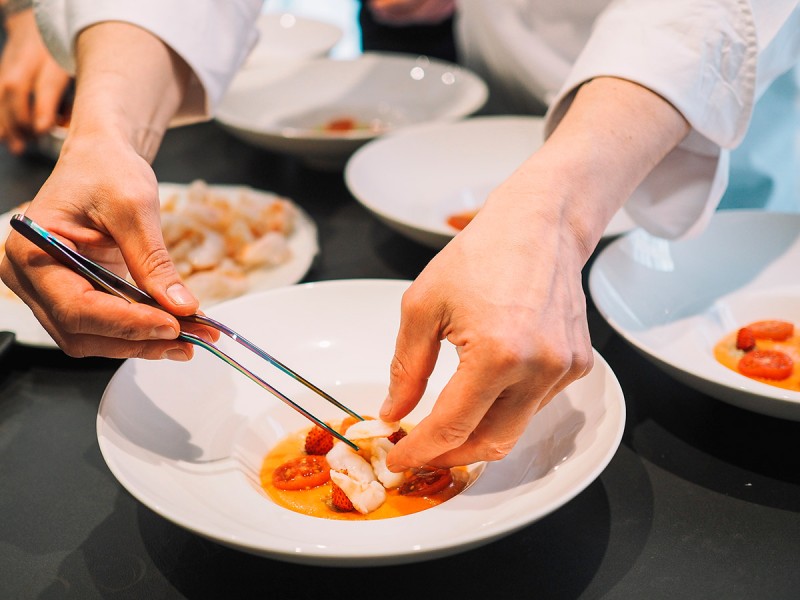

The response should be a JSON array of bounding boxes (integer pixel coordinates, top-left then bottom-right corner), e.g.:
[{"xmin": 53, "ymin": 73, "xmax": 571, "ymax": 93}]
[
  {"xmin": 345, "ymin": 115, "xmax": 636, "ymax": 249},
  {"xmin": 215, "ymin": 51, "xmax": 488, "ymax": 170},
  {"xmin": 242, "ymin": 12, "xmax": 343, "ymax": 67},
  {"xmin": 97, "ymin": 279, "xmax": 625, "ymax": 566},
  {"xmin": 589, "ymin": 210, "xmax": 800, "ymax": 420}
]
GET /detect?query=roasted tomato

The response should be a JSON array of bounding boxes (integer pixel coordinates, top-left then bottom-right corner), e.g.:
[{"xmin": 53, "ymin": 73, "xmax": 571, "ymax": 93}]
[
  {"xmin": 399, "ymin": 466, "xmax": 453, "ymax": 497},
  {"xmin": 738, "ymin": 349, "xmax": 794, "ymax": 381},
  {"xmin": 746, "ymin": 320, "xmax": 794, "ymax": 341},
  {"xmin": 272, "ymin": 455, "xmax": 331, "ymax": 490}
]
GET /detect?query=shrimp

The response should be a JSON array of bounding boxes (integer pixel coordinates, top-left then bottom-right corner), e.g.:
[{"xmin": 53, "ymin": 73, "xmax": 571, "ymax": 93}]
[
  {"xmin": 187, "ymin": 230, "xmax": 225, "ymax": 271},
  {"xmin": 370, "ymin": 437, "xmax": 405, "ymax": 489},
  {"xmin": 329, "ymin": 470, "xmax": 386, "ymax": 515},
  {"xmin": 236, "ymin": 231, "xmax": 290, "ymax": 269}
]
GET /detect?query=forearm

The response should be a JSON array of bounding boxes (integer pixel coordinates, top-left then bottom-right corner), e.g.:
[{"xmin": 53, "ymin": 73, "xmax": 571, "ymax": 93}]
[
  {"xmin": 67, "ymin": 21, "xmax": 191, "ymax": 162},
  {"xmin": 496, "ymin": 76, "xmax": 689, "ymax": 260}
]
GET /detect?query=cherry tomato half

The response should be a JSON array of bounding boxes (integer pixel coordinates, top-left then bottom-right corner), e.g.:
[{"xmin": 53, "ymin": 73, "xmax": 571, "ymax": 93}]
[
  {"xmin": 272, "ymin": 455, "xmax": 331, "ymax": 490},
  {"xmin": 746, "ymin": 320, "xmax": 794, "ymax": 341},
  {"xmin": 738, "ymin": 349, "xmax": 794, "ymax": 381},
  {"xmin": 399, "ymin": 466, "xmax": 453, "ymax": 497}
]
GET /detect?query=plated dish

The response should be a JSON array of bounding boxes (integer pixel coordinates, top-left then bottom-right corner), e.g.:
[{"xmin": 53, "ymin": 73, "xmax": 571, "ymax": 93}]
[
  {"xmin": 242, "ymin": 13, "xmax": 343, "ymax": 67},
  {"xmin": 97, "ymin": 279, "xmax": 625, "ymax": 566},
  {"xmin": 589, "ymin": 210, "xmax": 800, "ymax": 420},
  {"xmin": 0, "ymin": 182, "xmax": 318, "ymax": 348},
  {"xmin": 215, "ymin": 52, "xmax": 488, "ymax": 169},
  {"xmin": 345, "ymin": 116, "xmax": 636, "ymax": 249}
]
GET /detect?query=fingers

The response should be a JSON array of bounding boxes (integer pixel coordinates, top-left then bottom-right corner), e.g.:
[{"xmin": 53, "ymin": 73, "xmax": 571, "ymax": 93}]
[
  {"xmin": 101, "ymin": 184, "xmax": 200, "ymax": 318},
  {"xmin": 381, "ymin": 286, "xmax": 443, "ymax": 421},
  {"xmin": 0, "ymin": 245, "xmax": 195, "ymax": 359},
  {"xmin": 32, "ymin": 65, "xmax": 71, "ymax": 134}
]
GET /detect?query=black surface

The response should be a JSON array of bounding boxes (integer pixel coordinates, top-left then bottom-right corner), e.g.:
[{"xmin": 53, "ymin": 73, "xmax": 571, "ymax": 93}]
[
  {"xmin": 0, "ymin": 331, "xmax": 13, "ymax": 357},
  {"xmin": 2, "ymin": 118, "xmax": 800, "ymax": 600}
]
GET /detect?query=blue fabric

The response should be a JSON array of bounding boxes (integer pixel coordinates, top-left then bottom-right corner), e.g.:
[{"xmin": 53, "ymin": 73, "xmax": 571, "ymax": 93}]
[{"xmin": 719, "ymin": 67, "xmax": 800, "ymax": 212}]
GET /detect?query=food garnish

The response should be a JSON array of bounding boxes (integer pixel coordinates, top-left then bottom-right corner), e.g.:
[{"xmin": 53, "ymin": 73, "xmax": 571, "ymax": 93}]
[
  {"xmin": 714, "ymin": 319, "xmax": 799, "ymax": 390},
  {"xmin": 261, "ymin": 416, "xmax": 469, "ymax": 520}
]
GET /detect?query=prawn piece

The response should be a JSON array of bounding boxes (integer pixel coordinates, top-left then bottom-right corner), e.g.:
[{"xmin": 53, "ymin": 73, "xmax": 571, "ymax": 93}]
[
  {"xmin": 326, "ymin": 441, "xmax": 376, "ymax": 483},
  {"xmin": 329, "ymin": 470, "xmax": 386, "ymax": 515},
  {"xmin": 344, "ymin": 419, "xmax": 400, "ymax": 441},
  {"xmin": 370, "ymin": 437, "xmax": 405, "ymax": 489},
  {"xmin": 187, "ymin": 230, "xmax": 226, "ymax": 271},
  {"xmin": 327, "ymin": 441, "xmax": 387, "ymax": 513},
  {"xmin": 236, "ymin": 231, "xmax": 290, "ymax": 268}
]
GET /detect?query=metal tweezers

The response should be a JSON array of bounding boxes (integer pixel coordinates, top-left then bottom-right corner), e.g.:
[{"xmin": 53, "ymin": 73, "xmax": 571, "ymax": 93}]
[{"xmin": 10, "ymin": 214, "xmax": 362, "ymax": 450}]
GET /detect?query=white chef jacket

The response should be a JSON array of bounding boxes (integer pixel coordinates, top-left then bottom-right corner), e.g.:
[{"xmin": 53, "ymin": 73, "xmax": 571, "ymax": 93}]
[
  {"xmin": 456, "ymin": 0, "xmax": 800, "ymax": 239},
  {"xmin": 35, "ymin": 0, "xmax": 800, "ymax": 239},
  {"xmin": 34, "ymin": 0, "xmax": 263, "ymax": 124}
]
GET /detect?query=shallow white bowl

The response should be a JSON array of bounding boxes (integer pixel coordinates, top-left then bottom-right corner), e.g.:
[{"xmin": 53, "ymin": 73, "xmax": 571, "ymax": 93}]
[
  {"xmin": 215, "ymin": 52, "xmax": 488, "ymax": 169},
  {"xmin": 345, "ymin": 116, "xmax": 636, "ymax": 249},
  {"xmin": 589, "ymin": 210, "xmax": 800, "ymax": 420},
  {"xmin": 243, "ymin": 13, "xmax": 343, "ymax": 67},
  {"xmin": 97, "ymin": 279, "xmax": 625, "ymax": 565}
]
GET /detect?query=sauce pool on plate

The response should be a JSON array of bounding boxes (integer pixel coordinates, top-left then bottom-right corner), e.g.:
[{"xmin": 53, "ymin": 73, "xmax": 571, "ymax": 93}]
[
  {"xmin": 260, "ymin": 419, "xmax": 470, "ymax": 520},
  {"xmin": 714, "ymin": 319, "xmax": 800, "ymax": 391}
]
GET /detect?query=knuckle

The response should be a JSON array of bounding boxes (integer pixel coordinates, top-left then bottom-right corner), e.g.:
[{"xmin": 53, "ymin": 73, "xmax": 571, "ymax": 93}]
[
  {"xmin": 480, "ymin": 440, "xmax": 516, "ymax": 462},
  {"xmin": 141, "ymin": 246, "xmax": 176, "ymax": 279},
  {"xmin": 431, "ymin": 421, "xmax": 473, "ymax": 449}
]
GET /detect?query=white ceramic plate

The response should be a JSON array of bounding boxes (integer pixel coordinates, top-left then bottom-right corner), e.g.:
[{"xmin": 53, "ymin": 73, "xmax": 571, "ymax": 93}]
[
  {"xmin": 345, "ymin": 116, "xmax": 636, "ymax": 249},
  {"xmin": 97, "ymin": 279, "xmax": 625, "ymax": 566},
  {"xmin": 215, "ymin": 52, "xmax": 488, "ymax": 169},
  {"xmin": 0, "ymin": 183, "xmax": 318, "ymax": 348},
  {"xmin": 243, "ymin": 13, "xmax": 343, "ymax": 67},
  {"xmin": 589, "ymin": 210, "xmax": 800, "ymax": 420}
]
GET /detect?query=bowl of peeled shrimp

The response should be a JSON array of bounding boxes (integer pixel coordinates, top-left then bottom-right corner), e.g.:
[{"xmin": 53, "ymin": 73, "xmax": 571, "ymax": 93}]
[
  {"xmin": 215, "ymin": 51, "xmax": 488, "ymax": 170},
  {"xmin": 97, "ymin": 279, "xmax": 625, "ymax": 565}
]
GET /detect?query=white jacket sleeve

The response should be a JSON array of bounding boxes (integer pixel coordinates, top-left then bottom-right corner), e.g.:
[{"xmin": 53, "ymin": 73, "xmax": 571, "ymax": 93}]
[
  {"xmin": 545, "ymin": 0, "xmax": 800, "ymax": 239},
  {"xmin": 33, "ymin": 0, "xmax": 263, "ymax": 125}
]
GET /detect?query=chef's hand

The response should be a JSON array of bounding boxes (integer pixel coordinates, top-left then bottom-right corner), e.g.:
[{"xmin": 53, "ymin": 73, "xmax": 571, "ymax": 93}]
[
  {"xmin": 0, "ymin": 7, "xmax": 71, "ymax": 154},
  {"xmin": 0, "ymin": 134, "xmax": 212, "ymax": 358},
  {"xmin": 365, "ymin": 0, "xmax": 456, "ymax": 26},
  {"xmin": 0, "ymin": 21, "xmax": 217, "ymax": 358},
  {"xmin": 383, "ymin": 77, "xmax": 690, "ymax": 470},
  {"xmin": 381, "ymin": 167, "xmax": 595, "ymax": 469}
]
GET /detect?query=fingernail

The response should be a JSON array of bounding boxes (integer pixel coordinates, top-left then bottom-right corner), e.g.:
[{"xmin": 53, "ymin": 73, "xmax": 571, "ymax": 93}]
[
  {"xmin": 380, "ymin": 393, "xmax": 393, "ymax": 419},
  {"xmin": 151, "ymin": 325, "xmax": 177, "ymax": 340},
  {"xmin": 386, "ymin": 460, "xmax": 407, "ymax": 473},
  {"xmin": 166, "ymin": 283, "xmax": 194, "ymax": 306},
  {"xmin": 162, "ymin": 348, "xmax": 189, "ymax": 361}
]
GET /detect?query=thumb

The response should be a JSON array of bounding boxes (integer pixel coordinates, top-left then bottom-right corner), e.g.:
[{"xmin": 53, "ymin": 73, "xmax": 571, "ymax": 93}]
[
  {"xmin": 381, "ymin": 303, "xmax": 442, "ymax": 421},
  {"xmin": 116, "ymin": 207, "xmax": 199, "ymax": 316}
]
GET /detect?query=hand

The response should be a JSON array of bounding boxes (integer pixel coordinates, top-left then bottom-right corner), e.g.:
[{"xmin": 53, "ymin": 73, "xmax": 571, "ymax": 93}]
[
  {"xmin": 381, "ymin": 77, "xmax": 690, "ymax": 470},
  {"xmin": 365, "ymin": 0, "xmax": 456, "ymax": 26},
  {"xmin": 0, "ymin": 8, "xmax": 71, "ymax": 154},
  {"xmin": 0, "ymin": 133, "xmax": 214, "ymax": 358},
  {"xmin": 0, "ymin": 21, "xmax": 215, "ymax": 358},
  {"xmin": 380, "ymin": 170, "xmax": 595, "ymax": 470}
]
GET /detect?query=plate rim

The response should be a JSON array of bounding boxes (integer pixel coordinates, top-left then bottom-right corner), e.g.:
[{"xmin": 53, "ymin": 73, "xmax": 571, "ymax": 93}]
[{"xmin": 588, "ymin": 209, "xmax": 800, "ymax": 416}]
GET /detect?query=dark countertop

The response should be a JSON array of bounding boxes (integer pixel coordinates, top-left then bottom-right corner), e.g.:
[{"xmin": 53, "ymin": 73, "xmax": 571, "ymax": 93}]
[{"xmin": 1, "ymin": 118, "xmax": 799, "ymax": 600}]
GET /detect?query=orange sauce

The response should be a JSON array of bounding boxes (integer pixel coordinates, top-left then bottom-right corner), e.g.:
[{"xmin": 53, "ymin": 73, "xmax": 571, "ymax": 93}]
[
  {"xmin": 260, "ymin": 428, "xmax": 470, "ymax": 520},
  {"xmin": 713, "ymin": 325, "xmax": 800, "ymax": 391}
]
